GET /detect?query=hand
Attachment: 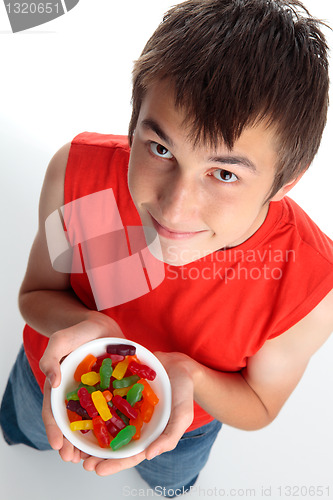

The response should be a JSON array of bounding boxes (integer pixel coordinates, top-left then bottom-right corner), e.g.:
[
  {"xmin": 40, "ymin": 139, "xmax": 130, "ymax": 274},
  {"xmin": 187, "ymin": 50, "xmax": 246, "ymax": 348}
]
[
  {"xmin": 42, "ymin": 377, "xmax": 90, "ymax": 462},
  {"xmin": 39, "ymin": 313, "xmax": 124, "ymax": 461},
  {"xmin": 81, "ymin": 351, "xmax": 197, "ymax": 476}
]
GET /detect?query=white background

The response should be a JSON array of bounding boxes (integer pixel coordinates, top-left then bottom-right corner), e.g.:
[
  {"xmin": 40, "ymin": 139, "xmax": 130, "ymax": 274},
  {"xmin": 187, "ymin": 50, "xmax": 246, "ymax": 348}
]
[{"xmin": 0, "ymin": 1, "xmax": 332, "ymax": 499}]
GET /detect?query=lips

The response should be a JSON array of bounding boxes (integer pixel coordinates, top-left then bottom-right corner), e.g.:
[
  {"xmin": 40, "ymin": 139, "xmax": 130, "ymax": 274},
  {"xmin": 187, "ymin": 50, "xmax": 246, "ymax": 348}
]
[{"xmin": 150, "ymin": 214, "xmax": 208, "ymax": 240}]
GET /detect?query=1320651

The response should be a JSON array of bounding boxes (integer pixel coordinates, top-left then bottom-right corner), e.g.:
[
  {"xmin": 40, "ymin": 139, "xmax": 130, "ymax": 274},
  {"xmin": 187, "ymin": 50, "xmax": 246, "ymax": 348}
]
[
  {"xmin": 277, "ymin": 485, "xmax": 330, "ymax": 497},
  {"xmin": 5, "ymin": 3, "xmax": 60, "ymax": 14}
]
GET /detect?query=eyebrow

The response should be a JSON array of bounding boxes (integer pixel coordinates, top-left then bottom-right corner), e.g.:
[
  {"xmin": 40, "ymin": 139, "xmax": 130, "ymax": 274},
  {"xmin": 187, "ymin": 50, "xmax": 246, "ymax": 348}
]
[
  {"xmin": 141, "ymin": 118, "xmax": 175, "ymax": 148},
  {"xmin": 141, "ymin": 118, "xmax": 258, "ymax": 174},
  {"xmin": 208, "ymin": 155, "xmax": 258, "ymax": 174}
]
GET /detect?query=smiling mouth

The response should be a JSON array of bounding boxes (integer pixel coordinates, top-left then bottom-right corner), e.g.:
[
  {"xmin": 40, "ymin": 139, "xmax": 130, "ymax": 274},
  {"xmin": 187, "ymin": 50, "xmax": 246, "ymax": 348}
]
[{"xmin": 150, "ymin": 214, "xmax": 208, "ymax": 240}]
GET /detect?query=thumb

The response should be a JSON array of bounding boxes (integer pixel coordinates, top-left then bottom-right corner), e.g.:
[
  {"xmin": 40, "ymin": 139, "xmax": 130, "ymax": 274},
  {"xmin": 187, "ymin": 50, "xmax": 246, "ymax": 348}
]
[
  {"xmin": 40, "ymin": 360, "xmax": 62, "ymax": 389},
  {"xmin": 39, "ymin": 351, "xmax": 62, "ymax": 389},
  {"xmin": 46, "ymin": 371, "xmax": 58, "ymax": 389},
  {"xmin": 42, "ymin": 378, "xmax": 63, "ymax": 450}
]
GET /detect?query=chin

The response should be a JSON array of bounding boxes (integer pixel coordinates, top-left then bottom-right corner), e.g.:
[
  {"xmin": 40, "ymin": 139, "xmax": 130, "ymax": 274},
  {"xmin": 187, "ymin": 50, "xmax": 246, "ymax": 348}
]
[{"xmin": 160, "ymin": 243, "xmax": 210, "ymax": 266}]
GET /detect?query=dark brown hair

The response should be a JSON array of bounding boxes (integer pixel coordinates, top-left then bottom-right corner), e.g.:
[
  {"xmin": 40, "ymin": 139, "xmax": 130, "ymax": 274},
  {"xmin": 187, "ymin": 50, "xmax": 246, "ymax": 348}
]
[{"xmin": 129, "ymin": 0, "xmax": 330, "ymax": 199}]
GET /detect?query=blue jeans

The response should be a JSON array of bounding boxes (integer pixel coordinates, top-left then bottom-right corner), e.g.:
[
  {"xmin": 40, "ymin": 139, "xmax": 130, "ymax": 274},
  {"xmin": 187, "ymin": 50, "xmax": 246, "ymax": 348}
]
[
  {"xmin": 135, "ymin": 419, "xmax": 222, "ymax": 497},
  {"xmin": 0, "ymin": 344, "xmax": 50, "ymax": 449},
  {"xmin": 0, "ymin": 345, "xmax": 222, "ymax": 496}
]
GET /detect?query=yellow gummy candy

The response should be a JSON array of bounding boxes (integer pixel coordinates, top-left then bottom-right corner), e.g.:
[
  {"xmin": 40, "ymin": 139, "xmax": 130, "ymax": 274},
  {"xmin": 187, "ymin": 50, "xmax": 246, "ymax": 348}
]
[
  {"xmin": 70, "ymin": 420, "xmax": 94, "ymax": 431},
  {"xmin": 81, "ymin": 371, "xmax": 100, "ymax": 386},
  {"xmin": 112, "ymin": 359, "xmax": 129, "ymax": 380},
  {"xmin": 113, "ymin": 385, "xmax": 134, "ymax": 397},
  {"xmin": 91, "ymin": 390, "xmax": 112, "ymax": 421}
]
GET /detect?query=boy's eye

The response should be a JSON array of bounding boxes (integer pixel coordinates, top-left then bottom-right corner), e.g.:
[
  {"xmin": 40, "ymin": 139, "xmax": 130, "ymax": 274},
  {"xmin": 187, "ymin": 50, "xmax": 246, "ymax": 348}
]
[
  {"xmin": 150, "ymin": 142, "xmax": 174, "ymax": 159},
  {"xmin": 212, "ymin": 169, "xmax": 238, "ymax": 183}
]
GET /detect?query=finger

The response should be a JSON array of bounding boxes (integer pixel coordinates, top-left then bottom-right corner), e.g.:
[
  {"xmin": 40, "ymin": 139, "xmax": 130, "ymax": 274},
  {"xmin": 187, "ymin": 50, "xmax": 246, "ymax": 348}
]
[
  {"xmin": 96, "ymin": 451, "xmax": 147, "ymax": 476},
  {"xmin": 82, "ymin": 455, "xmax": 105, "ymax": 472},
  {"xmin": 145, "ymin": 418, "xmax": 185, "ymax": 461},
  {"xmin": 145, "ymin": 387, "xmax": 193, "ymax": 460},
  {"xmin": 144, "ymin": 424, "xmax": 180, "ymax": 461},
  {"xmin": 59, "ymin": 437, "xmax": 76, "ymax": 462},
  {"xmin": 71, "ymin": 446, "xmax": 83, "ymax": 464},
  {"xmin": 42, "ymin": 379, "xmax": 63, "ymax": 450},
  {"xmin": 58, "ymin": 439, "xmax": 82, "ymax": 463},
  {"xmin": 83, "ymin": 451, "xmax": 147, "ymax": 476}
]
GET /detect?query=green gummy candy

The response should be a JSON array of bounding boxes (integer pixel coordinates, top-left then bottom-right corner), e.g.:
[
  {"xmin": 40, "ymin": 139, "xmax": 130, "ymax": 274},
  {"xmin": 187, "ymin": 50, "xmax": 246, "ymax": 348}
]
[
  {"xmin": 110, "ymin": 425, "xmax": 136, "ymax": 451},
  {"xmin": 113, "ymin": 375, "xmax": 140, "ymax": 389},
  {"xmin": 126, "ymin": 383, "xmax": 144, "ymax": 406},
  {"xmin": 78, "ymin": 383, "xmax": 97, "ymax": 393},
  {"xmin": 66, "ymin": 389, "xmax": 79, "ymax": 401}
]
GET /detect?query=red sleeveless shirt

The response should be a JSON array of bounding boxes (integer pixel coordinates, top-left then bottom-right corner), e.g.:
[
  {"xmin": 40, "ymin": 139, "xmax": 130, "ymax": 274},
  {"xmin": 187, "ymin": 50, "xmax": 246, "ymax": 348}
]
[{"xmin": 23, "ymin": 132, "xmax": 333, "ymax": 431}]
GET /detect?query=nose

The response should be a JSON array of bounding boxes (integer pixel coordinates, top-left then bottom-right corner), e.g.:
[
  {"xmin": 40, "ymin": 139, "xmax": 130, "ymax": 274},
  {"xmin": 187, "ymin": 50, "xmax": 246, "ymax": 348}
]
[{"xmin": 157, "ymin": 171, "xmax": 199, "ymax": 225}]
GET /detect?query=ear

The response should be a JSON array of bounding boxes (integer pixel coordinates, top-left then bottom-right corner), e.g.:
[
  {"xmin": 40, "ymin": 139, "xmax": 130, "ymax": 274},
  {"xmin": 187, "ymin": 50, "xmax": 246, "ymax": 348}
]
[{"xmin": 269, "ymin": 171, "xmax": 306, "ymax": 202}]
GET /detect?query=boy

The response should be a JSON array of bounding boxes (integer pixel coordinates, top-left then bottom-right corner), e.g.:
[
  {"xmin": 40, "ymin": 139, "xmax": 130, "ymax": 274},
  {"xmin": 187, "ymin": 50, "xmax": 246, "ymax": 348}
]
[{"xmin": 1, "ymin": 0, "xmax": 332, "ymax": 497}]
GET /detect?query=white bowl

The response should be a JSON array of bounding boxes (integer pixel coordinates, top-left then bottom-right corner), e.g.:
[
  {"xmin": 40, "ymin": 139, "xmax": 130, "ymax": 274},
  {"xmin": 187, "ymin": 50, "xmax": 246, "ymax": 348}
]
[{"xmin": 51, "ymin": 337, "xmax": 171, "ymax": 459}]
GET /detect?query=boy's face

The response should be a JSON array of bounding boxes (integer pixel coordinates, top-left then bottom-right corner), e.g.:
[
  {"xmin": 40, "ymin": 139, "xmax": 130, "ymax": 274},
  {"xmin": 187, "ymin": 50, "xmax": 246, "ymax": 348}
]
[{"xmin": 128, "ymin": 80, "xmax": 282, "ymax": 266}]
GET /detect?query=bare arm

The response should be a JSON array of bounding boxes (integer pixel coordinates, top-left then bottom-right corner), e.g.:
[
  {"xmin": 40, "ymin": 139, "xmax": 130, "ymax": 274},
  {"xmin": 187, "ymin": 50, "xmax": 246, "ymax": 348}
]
[
  {"xmin": 18, "ymin": 142, "xmax": 118, "ymax": 337},
  {"xmin": 18, "ymin": 142, "xmax": 124, "ymax": 462}
]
